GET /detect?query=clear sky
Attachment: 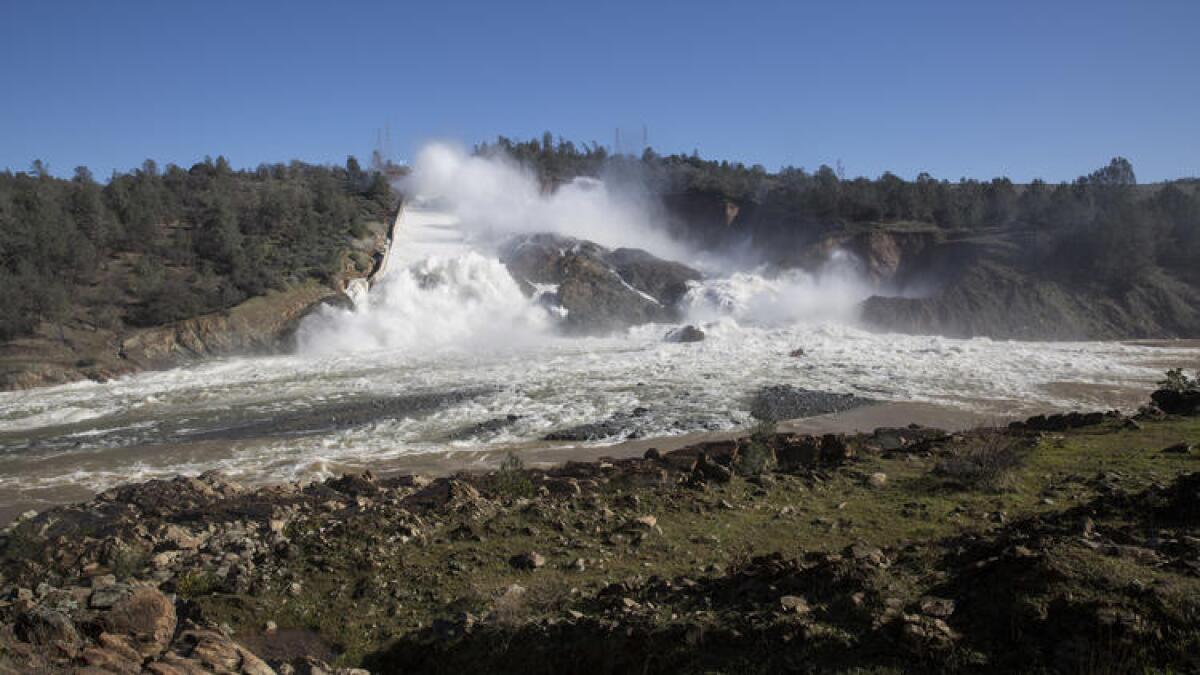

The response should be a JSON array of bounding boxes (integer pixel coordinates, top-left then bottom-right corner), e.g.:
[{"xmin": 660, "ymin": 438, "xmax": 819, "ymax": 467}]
[{"xmin": 2, "ymin": 0, "xmax": 1197, "ymax": 182}]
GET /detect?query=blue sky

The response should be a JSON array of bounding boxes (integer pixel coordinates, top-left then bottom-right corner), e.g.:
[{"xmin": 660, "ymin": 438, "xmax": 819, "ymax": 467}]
[{"xmin": 1, "ymin": 0, "xmax": 1197, "ymax": 182}]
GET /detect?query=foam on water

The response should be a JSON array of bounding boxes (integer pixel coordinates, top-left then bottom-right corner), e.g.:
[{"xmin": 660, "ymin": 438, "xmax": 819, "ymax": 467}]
[
  {"xmin": 0, "ymin": 167, "xmax": 1196, "ymax": 514},
  {"xmin": 0, "ymin": 304, "xmax": 1192, "ymax": 506},
  {"xmin": 296, "ymin": 251, "xmax": 555, "ymax": 356}
]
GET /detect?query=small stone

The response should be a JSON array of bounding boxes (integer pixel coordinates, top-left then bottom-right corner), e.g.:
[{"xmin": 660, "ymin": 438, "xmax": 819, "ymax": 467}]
[
  {"xmin": 632, "ymin": 515, "xmax": 657, "ymax": 529},
  {"xmin": 288, "ymin": 581, "xmax": 303, "ymax": 596},
  {"xmin": 264, "ymin": 620, "xmax": 278, "ymax": 633},
  {"xmin": 779, "ymin": 595, "xmax": 810, "ymax": 614},
  {"xmin": 867, "ymin": 472, "xmax": 888, "ymax": 488},
  {"xmin": 622, "ymin": 597, "xmax": 640, "ymax": 610},
  {"xmin": 1163, "ymin": 442, "xmax": 1194, "ymax": 454},
  {"xmin": 509, "ymin": 552, "xmax": 546, "ymax": 570},
  {"xmin": 91, "ymin": 574, "xmax": 117, "ymax": 589},
  {"xmin": 718, "ymin": 499, "xmax": 736, "ymax": 510},
  {"xmin": 90, "ymin": 586, "xmax": 130, "ymax": 609},
  {"xmin": 571, "ymin": 558, "xmax": 587, "ymax": 572},
  {"xmin": 919, "ymin": 596, "xmax": 956, "ymax": 618}
]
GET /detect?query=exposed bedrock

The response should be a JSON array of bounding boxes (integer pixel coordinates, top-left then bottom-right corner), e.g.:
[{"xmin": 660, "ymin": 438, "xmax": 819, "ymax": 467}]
[{"xmin": 500, "ymin": 233, "xmax": 702, "ymax": 333}]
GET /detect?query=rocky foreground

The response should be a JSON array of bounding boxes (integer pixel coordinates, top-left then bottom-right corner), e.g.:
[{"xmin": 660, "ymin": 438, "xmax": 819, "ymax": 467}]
[{"xmin": 1, "ymin": 388, "xmax": 1199, "ymax": 674}]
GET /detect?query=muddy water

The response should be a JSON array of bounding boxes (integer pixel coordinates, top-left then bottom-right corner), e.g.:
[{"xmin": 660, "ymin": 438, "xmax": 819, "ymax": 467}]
[{"xmin": 1, "ymin": 329, "xmax": 1196, "ymax": 524}]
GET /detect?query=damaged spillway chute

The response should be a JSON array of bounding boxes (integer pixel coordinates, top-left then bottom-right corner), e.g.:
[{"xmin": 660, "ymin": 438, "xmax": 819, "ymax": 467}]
[{"xmin": 344, "ymin": 197, "xmax": 468, "ymax": 310}]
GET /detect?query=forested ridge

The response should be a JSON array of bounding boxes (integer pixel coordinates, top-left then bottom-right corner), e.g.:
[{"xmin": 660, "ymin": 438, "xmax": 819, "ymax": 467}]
[
  {"xmin": 480, "ymin": 134, "xmax": 1200, "ymax": 289},
  {"xmin": 0, "ymin": 157, "xmax": 395, "ymax": 341}
]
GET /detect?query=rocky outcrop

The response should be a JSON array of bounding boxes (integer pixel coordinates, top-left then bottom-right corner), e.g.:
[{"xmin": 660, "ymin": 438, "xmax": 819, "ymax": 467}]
[
  {"xmin": 1, "ymin": 211, "xmax": 398, "ymax": 393},
  {"xmin": 118, "ymin": 282, "xmax": 341, "ymax": 370},
  {"xmin": 861, "ymin": 262, "xmax": 1200, "ymax": 340},
  {"xmin": 500, "ymin": 234, "xmax": 702, "ymax": 333}
]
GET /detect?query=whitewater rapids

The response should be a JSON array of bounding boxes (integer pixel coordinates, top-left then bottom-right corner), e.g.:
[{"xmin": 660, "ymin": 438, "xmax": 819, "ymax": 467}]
[{"xmin": 0, "ymin": 195, "xmax": 1196, "ymax": 518}]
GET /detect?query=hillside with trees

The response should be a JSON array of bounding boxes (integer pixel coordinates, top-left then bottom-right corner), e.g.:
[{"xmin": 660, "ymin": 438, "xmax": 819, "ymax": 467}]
[
  {"xmin": 0, "ymin": 157, "xmax": 394, "ymax": 340},
  {"xmin": 0, "ymin": 157, "xmax": 396, "ymax": 386},
  {"xmin": 479, "ymin": 134, "xmax": 1200, "ymax": 338}
]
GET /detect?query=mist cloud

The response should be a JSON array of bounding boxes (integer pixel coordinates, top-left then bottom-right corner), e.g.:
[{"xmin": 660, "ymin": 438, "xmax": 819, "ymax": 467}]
[{"xmin": 403, "ymin": 143, "xmax": 690, "ymax": 261}]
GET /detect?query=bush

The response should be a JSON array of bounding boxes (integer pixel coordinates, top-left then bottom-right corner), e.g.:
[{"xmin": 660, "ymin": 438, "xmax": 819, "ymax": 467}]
[
  {"xmin": 934, "ymin": 429, "xmax": 1026, "ymax": 491},
  {"xmin": 1158, "ymin": 368, "xmax": 1199, "ymax": 393},
  {"xmin": 738, "ymin": 418, "xmax": 777, "ymax": 477},
  {"xmin": 175, "ymin": 571, "xmax": 220, "ymax": 599},
  {"xmin": 493, "ymin": 452, "xmax": 534, "ymax": 500}
]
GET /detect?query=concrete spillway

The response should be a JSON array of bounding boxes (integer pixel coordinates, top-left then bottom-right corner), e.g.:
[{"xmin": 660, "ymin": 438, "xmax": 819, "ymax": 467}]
[{"xmin": 372, "ymin": 198, "xmax": 467, "ymax": 285}]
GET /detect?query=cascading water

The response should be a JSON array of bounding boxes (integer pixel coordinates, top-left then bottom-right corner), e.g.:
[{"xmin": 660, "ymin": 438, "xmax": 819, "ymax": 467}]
[
  {"xmin": 296, "ymin": 251, "xmax": 556, "ymax": 356},
  {"xmin": 683, "ymin": 250, "xmax": 872, "ymax": 326},
  {"xmin": 0, "ymin": 142, "xmax": 1196, "ymax": 519}
]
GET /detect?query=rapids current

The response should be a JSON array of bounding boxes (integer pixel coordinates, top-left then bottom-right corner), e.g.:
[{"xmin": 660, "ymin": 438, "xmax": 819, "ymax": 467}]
[{"xmin": 0, "ymin": 202, "xmax": 1196, "ymax": 518}]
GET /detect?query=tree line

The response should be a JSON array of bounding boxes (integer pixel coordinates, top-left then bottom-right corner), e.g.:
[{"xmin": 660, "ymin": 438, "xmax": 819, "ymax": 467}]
[
  {"xmin": 478, "ymin": 134, "xmax": 1200, "ymax": 289},
  {"xmin": 0, "ymin": 157, "xmax": 394, "ymax": 340}
]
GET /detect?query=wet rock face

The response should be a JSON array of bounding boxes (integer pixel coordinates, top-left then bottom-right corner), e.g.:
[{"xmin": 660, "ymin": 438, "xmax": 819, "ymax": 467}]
[
  {"xmin": 500, "ymin": 233, "xmax": 702, "ymax": 333},
  {"xmin": 664, "ymin": 325, "xmax": 705, "ymax": 343},
  {"xmin": 749, "ymin": 385, "xmax": 875, "ymax": 421}
]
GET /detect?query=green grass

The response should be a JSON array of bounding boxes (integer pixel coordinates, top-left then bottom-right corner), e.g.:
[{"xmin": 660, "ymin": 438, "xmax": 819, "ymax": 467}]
[{"xmin": 191, "ymin": 417, "xmax": 1200, "ymax": 667}]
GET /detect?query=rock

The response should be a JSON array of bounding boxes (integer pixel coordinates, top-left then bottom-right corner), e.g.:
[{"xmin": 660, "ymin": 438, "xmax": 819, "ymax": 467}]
[
  {"xmin": 630, "ymin": 515, "xmax": 658, "ymax": 530},
  {"xmin": 509, "ymin": 552, "xmax": 546, "ymax": 570},
  {"xmin": 264, "ymin": 620, "xmax": 278, "ymax": 633},
  {"xmin": 665, "ymin": 325, "xmax": 705, "ymax": 343},
  {"xmin": 847, "ymin": 542, "xmax": 889, "ymax": 568},
  {"xmin": 750, "ymin": 385, "xmax": 875, "ymax": 421},
  {"xmin": 1163, "ymin": 442, "xmax": 1194, "ymax": 455},
  {"xmin": 1150, "ymin": 388, "xmax": 1200, "ymax": 416},
  {"xmin": 14, "ymin": 607, "xmax": 81, "ymax": 653},
  {"xmin": 898, "ymin": 612, "xmax": 960, "ymax": 652},
  {"xmin": 919, "ymin": 596, "xmax": 956, "ymax": 618},
  {"xmin": 500, "ymin": 233, "xmax": 701, "ymax": 332},
  {"xmin": 643, "ymin": 447, "xmax": 662, "ymax": 461},
  {"xmin": 779, "ymin": 595, "xmax": 810, "ymax": 614},
  {"xmin": 158, "ymin": 625, "xmax": 274, "ymax": 675},
  {"xmin": 82, "ymin": 644, "xmax": 142, "ymax": 674},
  {"xmin": 693, "ymin": 453, "xmax": 733, "ymax": 484},
  {"xmin": 103, "ymin": 587, "xmax": 177, "ymax": 658},
  {"xmin": 544, "ymin": 408, "xmax": 654, "ymax": 442},
  {"xmin": 789, "ymin": 348, "xmax": 806, "ymax": 358},
  {"xmin": 90, "ymin": 584, "xmax": 131, "ymax": 609},
  {"xmin": 868, "ymin": 472, "xmax": 888, "ymax": 488},
  {"xmin": 162, "ymin": 524, "xmax": 203, "ymax": 550}
]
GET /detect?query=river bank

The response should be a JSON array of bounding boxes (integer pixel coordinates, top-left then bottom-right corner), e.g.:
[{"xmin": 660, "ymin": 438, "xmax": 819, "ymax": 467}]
[{"xmin": 2, "ymin": 385, "xmax": 1197, "ymax": 673}]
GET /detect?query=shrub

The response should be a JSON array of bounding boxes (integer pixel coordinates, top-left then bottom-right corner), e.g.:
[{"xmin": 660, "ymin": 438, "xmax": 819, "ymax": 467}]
[
  {"xmin": 1158, "ymin": 368, "xmax": 1199, "ymax": 393},
  {"xmin": 934, "ymin": 428, "xmax": 1026, "ymax": 491},
  {"xmin": 175, "ymin": 571, "xmax": 220, "ymax": 599},
  {"xmin": 737, "ymin": 419, "xmax": 778, "ymax": 477},
  {"xmin": 493, "ymin": 452, "xmax": 534, "ymax": 500}
]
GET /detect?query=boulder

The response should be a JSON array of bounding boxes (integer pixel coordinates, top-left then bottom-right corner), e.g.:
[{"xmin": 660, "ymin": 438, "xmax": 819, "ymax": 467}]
[
  {"xmin": 500, "ymin": 233, "xmax": 701, "ymax": 333},
  {"xmin": 1151, "ymin": 388, "xmax": 1200, "ymax": 416},
  {"xmin": 1163, "ymin": 442, "xmax": 1195, "ymax": 455},
  {"xmin": 156, "ymin": 625, "xmax": 274, "ymax": 675},
  {"xmin": 665, "ymin": 325, "xmax": 705, "ymax": 343},
  {"xmin": 14, "ymin": 607, "xmax": 81, "ymax": 654},
  {"xmin": 102, "ymin": 587, "xmax": 177, "ymax": 658}
]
